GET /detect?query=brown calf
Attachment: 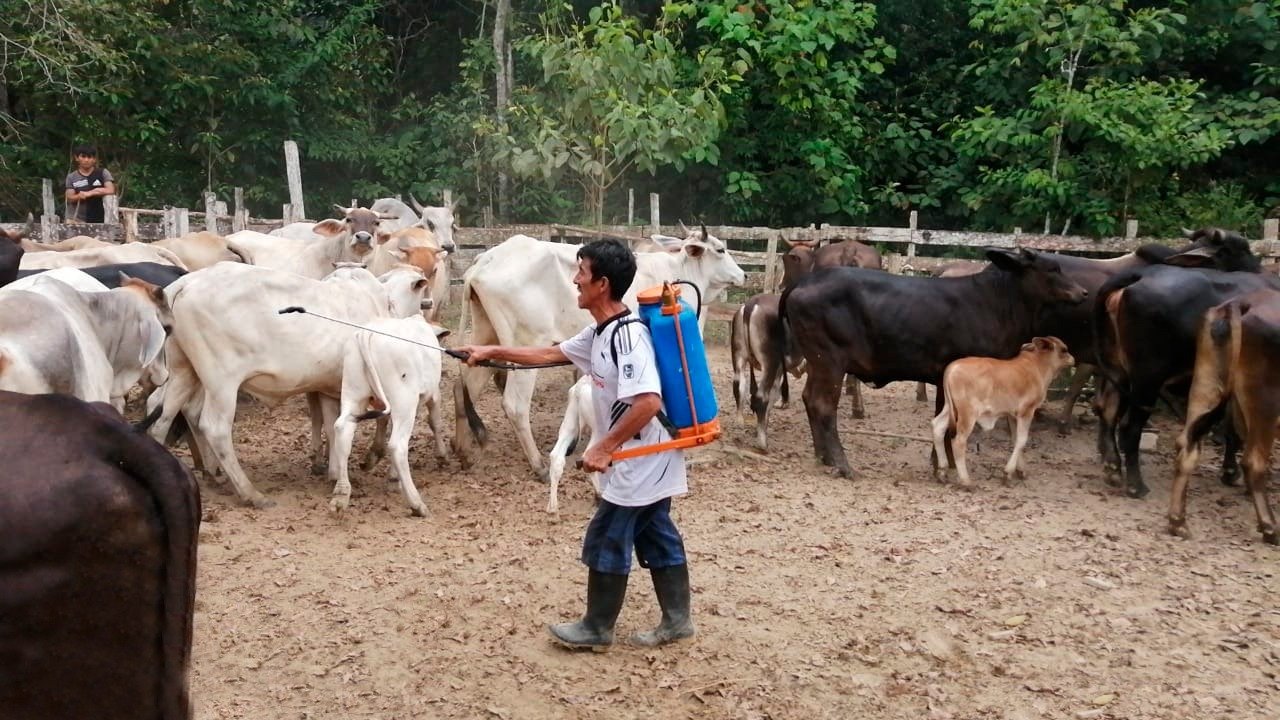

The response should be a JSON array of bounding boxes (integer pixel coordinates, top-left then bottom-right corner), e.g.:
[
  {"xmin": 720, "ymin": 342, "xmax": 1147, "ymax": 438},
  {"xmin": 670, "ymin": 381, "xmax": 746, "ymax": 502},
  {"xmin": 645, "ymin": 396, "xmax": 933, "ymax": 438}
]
[
  {"xmin": 1169, "ymin": 289, "xmax": 1280, "ymax": 544},
  {"xmin": 931, "ymin": 337, "xmax": 1075, "ymax": 487}
]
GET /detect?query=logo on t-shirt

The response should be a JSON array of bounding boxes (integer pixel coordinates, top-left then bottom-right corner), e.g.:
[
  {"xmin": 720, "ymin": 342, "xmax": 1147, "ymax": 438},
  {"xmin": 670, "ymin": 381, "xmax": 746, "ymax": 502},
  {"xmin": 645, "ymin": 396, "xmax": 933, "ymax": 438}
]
[{"xmin": 622, "ymin": 363, "xmax": 634, "ymax": 379}]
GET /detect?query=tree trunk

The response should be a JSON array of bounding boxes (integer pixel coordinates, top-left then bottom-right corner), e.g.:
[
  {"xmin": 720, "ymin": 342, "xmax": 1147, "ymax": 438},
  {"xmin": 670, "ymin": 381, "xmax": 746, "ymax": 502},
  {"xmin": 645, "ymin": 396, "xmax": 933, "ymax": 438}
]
[{"xmin": 493, "ymin": 0, "xmax": 512, "ymax": 222}]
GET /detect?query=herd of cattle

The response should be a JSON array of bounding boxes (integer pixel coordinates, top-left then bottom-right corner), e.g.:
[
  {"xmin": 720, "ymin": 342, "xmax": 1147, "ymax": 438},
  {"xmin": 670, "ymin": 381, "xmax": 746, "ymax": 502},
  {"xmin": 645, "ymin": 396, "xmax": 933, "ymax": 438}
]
[
  {"xmin": 2, "ymin": 201, "xmax": 1280, "ymax": 718},
  {"xmin": 1, "ymin": 208, "xmax": 1278, "ymax": 544}
]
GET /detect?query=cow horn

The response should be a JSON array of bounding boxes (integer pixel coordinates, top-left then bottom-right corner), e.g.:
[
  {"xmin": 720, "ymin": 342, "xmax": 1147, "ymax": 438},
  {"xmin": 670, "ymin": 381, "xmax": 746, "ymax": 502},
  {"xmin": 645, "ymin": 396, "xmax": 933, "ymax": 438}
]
[
  {"xmin": 409, "ymin": 194, "xmax": 427, "ymax": 214},
  {"xmin": 678, "ymin": 219, "xmax": 689, "ymax": 235},
  {"xmin": 332, "ymin": 203, "xmax": 350, "ymax": 215},
  {"xmin": 700, "ymin": 222, "xmax": 709, "ymax": 241},
  {"xmin": 1180, "ymin": 227, "xmax": 1196, "ymax": 238}
]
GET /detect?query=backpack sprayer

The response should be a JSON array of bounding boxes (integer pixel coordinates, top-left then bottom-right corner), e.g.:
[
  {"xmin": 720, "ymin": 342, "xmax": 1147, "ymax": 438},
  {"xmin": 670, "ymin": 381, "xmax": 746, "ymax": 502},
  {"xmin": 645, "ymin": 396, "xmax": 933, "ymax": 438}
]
[
  {"xmin": 277, "ymin": 279, "xmax": 723, "ymax": 463},
  {"xmin": 608, "ymin": 281, "xmax": 721, "ymax": 462}
]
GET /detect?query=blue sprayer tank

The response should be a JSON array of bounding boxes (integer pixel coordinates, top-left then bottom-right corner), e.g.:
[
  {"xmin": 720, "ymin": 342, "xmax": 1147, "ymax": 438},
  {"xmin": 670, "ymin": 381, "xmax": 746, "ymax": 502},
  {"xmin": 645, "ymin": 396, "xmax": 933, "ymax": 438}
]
[{"xmin": 636, "ymin": 283, "xmax": 719, "ymax": 430}]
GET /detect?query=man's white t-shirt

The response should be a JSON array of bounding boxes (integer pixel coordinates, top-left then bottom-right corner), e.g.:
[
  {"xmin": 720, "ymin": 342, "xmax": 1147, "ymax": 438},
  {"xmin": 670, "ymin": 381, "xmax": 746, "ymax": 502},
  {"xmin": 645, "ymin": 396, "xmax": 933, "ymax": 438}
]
[{"xmin": 558, "ymin": 312, "xmax": 688, "ymax": 507}]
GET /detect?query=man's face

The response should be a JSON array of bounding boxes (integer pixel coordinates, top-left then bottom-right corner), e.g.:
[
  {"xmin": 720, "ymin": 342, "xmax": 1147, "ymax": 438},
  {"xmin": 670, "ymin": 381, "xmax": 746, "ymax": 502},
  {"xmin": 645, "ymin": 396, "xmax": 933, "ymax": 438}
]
[
  {"xmin": 75, "ymin": 153, "xmax": 97, "ymax": 173},
  {"xmin": 573, "ymin": 258, "xmax": 607, "ymax": 309}
]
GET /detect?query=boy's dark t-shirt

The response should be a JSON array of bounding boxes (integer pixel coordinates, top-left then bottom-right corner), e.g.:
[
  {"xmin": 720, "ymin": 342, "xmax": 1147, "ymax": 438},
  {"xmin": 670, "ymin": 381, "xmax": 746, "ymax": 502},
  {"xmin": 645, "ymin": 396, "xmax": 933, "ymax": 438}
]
[{"xmin": 65, "ymin": 167, "xmax": 113, "ymax": 223}]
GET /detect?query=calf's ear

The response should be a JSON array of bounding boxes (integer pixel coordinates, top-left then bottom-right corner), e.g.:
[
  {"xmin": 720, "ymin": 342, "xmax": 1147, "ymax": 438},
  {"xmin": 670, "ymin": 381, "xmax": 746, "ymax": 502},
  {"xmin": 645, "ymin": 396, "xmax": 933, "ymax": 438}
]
[
  {"xmin": 313, "ymin": 219, "xmax": 345, "ymax": 237},
  {"xmin": 1162, "ymin": 246, "xmax": 1215, "ymax": 268},
  {"xmin": 138, "ymin": 317, "xmax": 166, "ymax": 369}
]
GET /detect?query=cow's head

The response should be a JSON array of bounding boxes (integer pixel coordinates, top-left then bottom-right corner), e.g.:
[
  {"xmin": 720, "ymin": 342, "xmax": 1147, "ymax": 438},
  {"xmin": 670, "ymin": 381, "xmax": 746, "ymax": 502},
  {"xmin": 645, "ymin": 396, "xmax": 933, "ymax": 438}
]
[
  {"xmin": 781, "ymin": 245, "xmax": 816, "ymax": 290},
  {"xmin": 1, "ymin": 214, "xmax": 33, "ymax": 245},
  {"xmin": 410, "ymin": 194, "xmax": 459, "ymax": 252},
  {"xmin": 393, "ymin": 244, "xmax": 447, "ymax": 283},
  {"xmin": 1020, "ymin": 335, "xmax": 1074, "ymax": 371},
  {"xmin": 1166, "ymin": 227, "xmax": 1261, "ymax": 272},
  {"xmin": 378, "ymin": 267, "xmax": 433, "ymax": 317},
  {"xmin": 986, "ymin": 247, "xmax": 1088, "ymax": 305},
  {"xmin": 117, "ymin": 274, "xmax": 170, "ymax": 369},
  {"xmin": 671, "ymin": 223, "xmax": 746, "ymax": 298},
  {"xmin": 312, "ymin": 205, "xmax": 390, "ymax": 257}
]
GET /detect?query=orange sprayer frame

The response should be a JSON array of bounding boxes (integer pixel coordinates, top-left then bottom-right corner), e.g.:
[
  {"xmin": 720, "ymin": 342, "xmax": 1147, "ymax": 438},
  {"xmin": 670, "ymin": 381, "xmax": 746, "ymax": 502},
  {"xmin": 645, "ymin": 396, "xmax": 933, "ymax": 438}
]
[{"xmin": 610, "ymin": 282, "xmax": 722, "ymax": 463}]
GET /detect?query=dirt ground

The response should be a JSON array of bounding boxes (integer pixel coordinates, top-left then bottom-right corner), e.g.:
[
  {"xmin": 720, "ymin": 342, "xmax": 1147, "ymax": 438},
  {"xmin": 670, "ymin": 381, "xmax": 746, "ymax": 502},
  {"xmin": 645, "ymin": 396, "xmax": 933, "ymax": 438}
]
[{"xmin": 187, "ymin": 338, "xmax": 1280, "ymax": 720}]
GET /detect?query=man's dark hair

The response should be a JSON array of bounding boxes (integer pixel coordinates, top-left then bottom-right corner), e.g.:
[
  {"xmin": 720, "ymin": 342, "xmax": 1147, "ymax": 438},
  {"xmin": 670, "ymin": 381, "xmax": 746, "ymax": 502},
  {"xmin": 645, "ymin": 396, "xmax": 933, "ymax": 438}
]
[
  {"xmin": 578, "ymin": 239, "xmax": 637, "ymax": 301},
  {"xmin": 73, "ymin": 144, "xmax": 97, "ymax": 157}
]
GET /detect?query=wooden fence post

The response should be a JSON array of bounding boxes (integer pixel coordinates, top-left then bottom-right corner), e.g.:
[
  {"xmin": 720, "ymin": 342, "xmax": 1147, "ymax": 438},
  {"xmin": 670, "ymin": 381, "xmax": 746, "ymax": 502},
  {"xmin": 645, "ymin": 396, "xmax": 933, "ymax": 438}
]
[
  {"xmin": 41, "ymin": 178, "xmax": 57, "ymax": 241},
  {"xmin": 204, "ymin": 192, "xmax": 218, "ymax": 233},
  {"xmin": 442, "ymin": 189, "xmax": 453, "ymax": 207},
  {"xmin": 123, "ymin": 209, "xmax": 139, "ymax": 243},
  {"xmin": 907, "ymin": 211, "xmax": 918, "ymax": 260},
  {"xmin": 1264, "ymin": 218, "xmax": 1278, "ymax": 241},
  {"xmin": 176, "ymin": 208, "xmax": 190, "ymax": 237},
  {"xmin": 104, "ymin": 195, "xmax": 119, "ymax": 226},
  {"xmin": 1125, "ymin": 219, "xmax": 1139, "ymax": 240},
  {"xmin": 232, "ymin": 187, "xmax": 246, "ymax": 232},
  {"xmin": 649, "ymin": 192, "xmax": 660, "ymax": 236},
  {"xmin": 284, "ymin": 140, "xmax": 305, "ymax": 221},
  {"xmin": 763, "ymin": 232, "xmax": 781, "ymax": 292},
  {"xmin": 282, "ymin": 204, "xmax": 293, "ymax": 227},
  {"xmin": 628, "ymin": 188, "xmax": 635, "ymax": 226}
]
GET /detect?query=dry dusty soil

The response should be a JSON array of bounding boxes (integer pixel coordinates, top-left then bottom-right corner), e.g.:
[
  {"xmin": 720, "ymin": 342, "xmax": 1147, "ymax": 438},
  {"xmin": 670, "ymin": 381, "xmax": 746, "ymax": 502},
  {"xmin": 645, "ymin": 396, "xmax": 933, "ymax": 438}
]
[{"xmin": 184, "ymin": 338, "xmax": 1280, "ymax": 720}]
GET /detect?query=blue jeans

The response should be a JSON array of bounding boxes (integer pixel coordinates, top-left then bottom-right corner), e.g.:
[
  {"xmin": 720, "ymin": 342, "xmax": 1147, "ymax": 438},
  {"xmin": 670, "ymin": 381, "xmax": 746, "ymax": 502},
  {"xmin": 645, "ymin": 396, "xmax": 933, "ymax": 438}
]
[{"xmin": 580, "ymin": 498, "xmax": 686, "ymax": 575}]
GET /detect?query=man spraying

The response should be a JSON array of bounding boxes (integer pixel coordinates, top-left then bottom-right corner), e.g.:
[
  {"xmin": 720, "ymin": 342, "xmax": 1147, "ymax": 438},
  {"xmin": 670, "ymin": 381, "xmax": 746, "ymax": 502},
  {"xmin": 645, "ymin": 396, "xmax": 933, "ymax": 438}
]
[{"xmin": 458, "ymin": 238, "xmax": 695, "ymax": 650}]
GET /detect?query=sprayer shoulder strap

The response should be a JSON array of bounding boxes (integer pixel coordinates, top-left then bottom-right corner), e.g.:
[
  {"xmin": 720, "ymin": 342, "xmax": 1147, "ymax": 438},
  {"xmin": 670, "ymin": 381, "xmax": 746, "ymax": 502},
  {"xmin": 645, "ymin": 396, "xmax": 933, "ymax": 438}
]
[{"xmin": 607, "ymin": 318, "xmax": 677, "ymax": 440}]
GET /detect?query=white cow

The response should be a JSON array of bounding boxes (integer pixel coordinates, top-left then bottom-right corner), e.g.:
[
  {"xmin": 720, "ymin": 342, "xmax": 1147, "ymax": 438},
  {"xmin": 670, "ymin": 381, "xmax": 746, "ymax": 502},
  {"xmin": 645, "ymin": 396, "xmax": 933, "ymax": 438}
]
[
  {"xmin": 330, "ymin": 315, "xmax": 452, "ymax": 516},
  {"xmin": 453, "ymin": 228, "xmax": 745, "ymax": 475},
  {"xmin": 148, "ymin": 263, "xmax": 431, "ymax": 508},
  {"xmin": 369, "ymin": 196, "xmax": 459, "ymax": 252},
  {"xmin": 0, "ymin": 274, "xmax": 167, "ymax": 408},
  {"xmin": 153, "ymin": 231, "xmax": 244, "ymax": 270},
  {"xmin": 19, "ymin": 242, "xmax": 189, "ymax": 271},
  {"xmin": 228, "ymin": 205, "xmax": 391, "ymax": 279},
  {"xmin": 545, "ymin": 375, "xmax": 603, "ymax": 513}
]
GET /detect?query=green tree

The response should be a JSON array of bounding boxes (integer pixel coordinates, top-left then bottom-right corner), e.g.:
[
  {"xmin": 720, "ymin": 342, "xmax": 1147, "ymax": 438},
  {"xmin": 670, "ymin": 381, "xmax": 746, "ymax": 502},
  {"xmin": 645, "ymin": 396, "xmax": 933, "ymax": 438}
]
[
  {"xmin": 490, "ymin": 1, "xmax": 734, "ymax": 226},
  {"xmin": 951, "ymin": 0, "xmax": 1236, "ymax": 235}
]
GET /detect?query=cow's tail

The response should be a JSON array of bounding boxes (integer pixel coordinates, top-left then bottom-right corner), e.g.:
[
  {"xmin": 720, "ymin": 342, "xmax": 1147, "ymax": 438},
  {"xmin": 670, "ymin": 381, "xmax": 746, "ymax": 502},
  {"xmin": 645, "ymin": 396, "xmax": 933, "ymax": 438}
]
[
  {"xmin": 455, "ymin": 271, "xmax": 490, "ymax": 445},
  {"xmin": 1197, "ymin": 297, "xmax": 1246, "ymax": 409},
  {"xmin": 152, "ymin": 246, "xmax": 191, "ymax": 272},
  {"xmin": 117, "ymin": 411, "xmax": 200, "ymax": 719},
  {"xmin": 730, "ymin": 302, "xmax": 749, "ymax": 410},
  {"xmin": 776, "ymin": 284, "xmax": 796, "ymax": 371},
  {"xmin": 353, "ymin": 330, "xmax": 391, "ymax": 422},
  {"xmin": 1092, "ymin": 270, "xmax": 1144, "ymax": 391}
]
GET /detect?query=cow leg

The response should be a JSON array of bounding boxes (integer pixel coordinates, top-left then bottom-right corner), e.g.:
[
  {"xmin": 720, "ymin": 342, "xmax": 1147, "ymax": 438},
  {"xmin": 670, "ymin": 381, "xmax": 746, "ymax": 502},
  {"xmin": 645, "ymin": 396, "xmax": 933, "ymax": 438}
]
[
  {"xmin": 751, "ymin": 348, "xmax": 785, "ymax": 452},
  {"xmin": 931, "ymin": 389, "xmax": 958, "ymax": 471},
  {"xmin": 307, "ymin": 392, "xmax": 328, "ymax": 476},
  {"xmin": 1218, "ymin": 410, "xmax": 1242, "ymax": 487},
  {"xmin": 197, "ymin": 385, "xmax": 272, "ymax": 508},
  {"xmin": 845, "ymin": 375, "xmax": 866, "ymax": 419},
  {"xmin": 1004, "ymin": 413, "xmax": 1032, "ymax": 485},
  {"xmin": 1241, "ymin": 422, "xmax": 1278, "ymax": 545},
  {"xmin": 329, "ymin": 409, "xmax": 360, "ymax": 514},
  {"xmin": 930, "ymin": 408, "xmax": 951, "ymax": 480},
  {"xmin": 802, "ymin": 368, "xmax": 850, "ymax": 477},
  {"xmin": 426, "ymin": 393, "xmax": 448, "ymax": 460},
  {"xmin": 501, "ymin": 369, "xmax": 546, "ymax": 478},
  {"xmin": 361, "ymin": 416, "xmax": 388, "ymax": 472},
  {"xmin": 1056, "ymin": 365, "xmax": 1094, "ymax": 433},
  {"xmin": 1168, "ymin": 403, "xmax": 1224, "ymax": 539},
  {"xmin": 546, "ymin": 391, "xmax": 581, "ymax": 513},
  {"xmin": 452, "ymin": 365, "xmax": 494, "ymax": 468},
  {"xmin": 778, "ymin": 373, "xmax": 790, "ymax": 408},
  {"xmin": 1117, "ymin": 386, "xmax": 1158, "ymax": 499},
  {"xmin": 916, "ymin": 382, "xmax": 929, "ymax": 403},
  {"xmin": 388, "ymin": 399, "xmax": 427, "ymax": 517},
  {"xmin": 1094, "ymin": 380, "xmax": 1124, "ymax": 483},
  {"xmin": 951, "ymin": 410, "xmax": 976, "ymax": 489}
]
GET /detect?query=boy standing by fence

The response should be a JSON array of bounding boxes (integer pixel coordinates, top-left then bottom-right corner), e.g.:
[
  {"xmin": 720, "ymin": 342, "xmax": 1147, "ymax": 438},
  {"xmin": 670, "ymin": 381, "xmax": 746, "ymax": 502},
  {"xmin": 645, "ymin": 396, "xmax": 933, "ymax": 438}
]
[{"xmin": 64, "ymin": 145, "xmax": 115, "ymax": 224}]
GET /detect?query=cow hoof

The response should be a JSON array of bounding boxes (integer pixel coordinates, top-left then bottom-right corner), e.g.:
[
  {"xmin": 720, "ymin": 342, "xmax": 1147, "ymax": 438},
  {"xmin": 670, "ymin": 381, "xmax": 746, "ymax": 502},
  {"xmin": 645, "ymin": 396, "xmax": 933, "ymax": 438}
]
[
  {"xmin": 409, "ymin": 503, "xmax": 428, "ymax": 518},
  {"xmin": 310, "ymin": 461, "xmax": 327, "ymax": 476},
  {"xmin": 1103, "ymin": 464, "xmax": 1121, "ymax": 486},
  {"xmin": 1262, "ymin": 530, "xmax": 1279, "ymax": 546},
  {"xmin": 1168, "ymin": 521, "xmax": 1190, "ymax": 539},
  {"xmin": 330, "ymin": 496, "xmax": 350, "ymax": 514},
  {"xmin": 248, "ymin": 495, "xmax": 276, "ymax": 509},
  {"xmin": 1220, "ymin": 469, "xmax": 1241, "ymax": 487},
  {"xmin": 836, "ymin": 466, "xmax": 854, "ymax": 480},
  {"xmin": 535, "ymin": 467, "xmax": 550, "ymax": 484},
  {"xmin": 1125, "ymin": 484, "xmax": 1150, "ymax": 499},
  {"xmin": 545, "ymin": 501, "xmax": 559, "ymax": 514}
]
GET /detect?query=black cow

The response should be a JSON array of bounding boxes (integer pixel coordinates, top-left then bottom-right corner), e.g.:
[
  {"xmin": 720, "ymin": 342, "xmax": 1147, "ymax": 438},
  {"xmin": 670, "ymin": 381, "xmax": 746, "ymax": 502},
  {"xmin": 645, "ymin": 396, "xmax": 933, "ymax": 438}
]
[
  {"xmin": 14, "ymin": 261, "xmax": 188, "ymax": 289},
  {"xmin": 0, "ymin": 391, "xmax": 199, "ymax": 720},
  {"xmin": 777, "ymin": 248, "xmax": 1088, "ymax": 478},
  {"xmin": 1093, "ymin": 228, "xmax": 1279, "ymax": 498},
  {"xmin": 0, "ymin": 216, "xmax": 32, "ymax": 287}
]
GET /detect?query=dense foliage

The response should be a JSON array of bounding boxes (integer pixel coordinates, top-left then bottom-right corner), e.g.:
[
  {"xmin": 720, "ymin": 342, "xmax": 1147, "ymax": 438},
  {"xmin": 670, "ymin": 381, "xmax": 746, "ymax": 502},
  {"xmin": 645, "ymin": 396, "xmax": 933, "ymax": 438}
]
[{"xmin": 2, "ymin": 0, "xmax": 1276, "ymax": 236}]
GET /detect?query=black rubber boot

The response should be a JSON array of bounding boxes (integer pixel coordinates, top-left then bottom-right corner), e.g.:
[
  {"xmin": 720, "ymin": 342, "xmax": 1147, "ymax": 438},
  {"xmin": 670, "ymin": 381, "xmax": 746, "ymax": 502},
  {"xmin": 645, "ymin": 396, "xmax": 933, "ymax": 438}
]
[
  {"xmin": 630, "ymin": 564, "xmax": 695, "ymax": 647},
  {"xmin": 548, "ymin": 570, "xmax": 628, "ymax": 651}
]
